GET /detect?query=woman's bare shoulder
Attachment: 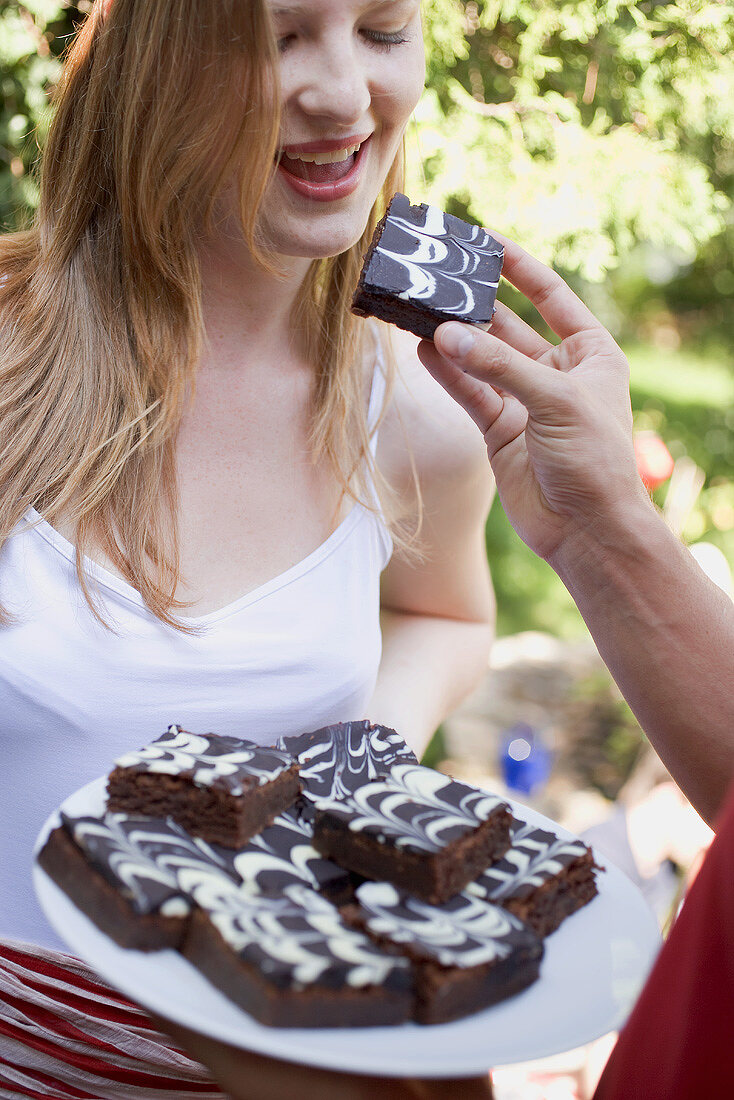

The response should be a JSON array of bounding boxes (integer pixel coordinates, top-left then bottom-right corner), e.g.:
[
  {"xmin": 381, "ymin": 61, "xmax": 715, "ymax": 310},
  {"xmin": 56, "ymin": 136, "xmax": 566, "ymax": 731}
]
[{"xmin": 376, "ymin": 326, "xmax": 491, "ymax": 490}]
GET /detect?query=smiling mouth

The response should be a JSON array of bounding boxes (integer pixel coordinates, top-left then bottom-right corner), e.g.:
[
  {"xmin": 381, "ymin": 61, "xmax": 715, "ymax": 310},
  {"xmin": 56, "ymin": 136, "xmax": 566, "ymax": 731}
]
[{"xmin": 278, "ymin": 140, "xmax": 366, "ymax": 185}]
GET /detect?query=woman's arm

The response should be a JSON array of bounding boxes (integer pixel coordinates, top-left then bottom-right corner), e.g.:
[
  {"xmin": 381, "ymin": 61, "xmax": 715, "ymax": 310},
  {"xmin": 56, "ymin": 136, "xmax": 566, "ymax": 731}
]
[
  {"xmin": 149, "ymin": 1020, "xmax": 493, "ymax": 1100},
  {"xmin": 417, "ymin": 238, "xmax": 734, "ymax": 826},
  {"xmin": 153, "ymin": 1016, "xmax": 492, "ymax": 1100},
  {"xmin": 368, "ymin": 332, "xmax": 496, "ymax": 758}
]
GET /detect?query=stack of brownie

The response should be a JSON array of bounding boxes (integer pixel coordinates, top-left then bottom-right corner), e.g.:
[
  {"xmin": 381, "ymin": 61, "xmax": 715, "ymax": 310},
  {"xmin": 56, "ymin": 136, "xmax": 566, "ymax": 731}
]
[{"xmin": 38, "ymin": 721, "xmax": 600, "ymax": 1028}]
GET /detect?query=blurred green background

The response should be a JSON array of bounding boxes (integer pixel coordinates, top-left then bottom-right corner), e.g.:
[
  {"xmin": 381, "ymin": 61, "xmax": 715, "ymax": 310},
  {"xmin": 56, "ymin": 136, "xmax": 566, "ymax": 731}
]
[
  {"xmin": 1, "ymin": 0, "xmax": 732, "ymax": 641},
  {"xmin": 415, "ymin": 0, "xmax": 734, "ymax": 637}
]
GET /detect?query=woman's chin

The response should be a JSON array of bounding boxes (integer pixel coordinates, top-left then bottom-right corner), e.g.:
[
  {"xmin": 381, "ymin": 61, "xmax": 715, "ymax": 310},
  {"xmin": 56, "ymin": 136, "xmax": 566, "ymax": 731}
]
[
  {"xmin": 259, "ymin": 209, "xmax": 372, "ymax": 262},
  {"xmin": 270, "ymin": 232, "xmax": 367, "ymax": 261}
]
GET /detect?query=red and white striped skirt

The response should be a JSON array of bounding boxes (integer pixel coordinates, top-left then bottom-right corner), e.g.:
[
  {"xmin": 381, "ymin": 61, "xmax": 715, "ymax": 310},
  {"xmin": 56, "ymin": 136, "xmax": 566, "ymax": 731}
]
[{"xmin": 0, "ymin": 940, "xmax": 227, "ymax": 1099}]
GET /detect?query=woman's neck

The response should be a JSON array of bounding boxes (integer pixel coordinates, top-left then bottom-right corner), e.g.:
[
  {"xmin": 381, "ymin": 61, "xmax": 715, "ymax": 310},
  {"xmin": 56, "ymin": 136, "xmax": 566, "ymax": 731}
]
[{"xmin": 196, "ymin": 224, "xmax": 312, "ymax": 374}]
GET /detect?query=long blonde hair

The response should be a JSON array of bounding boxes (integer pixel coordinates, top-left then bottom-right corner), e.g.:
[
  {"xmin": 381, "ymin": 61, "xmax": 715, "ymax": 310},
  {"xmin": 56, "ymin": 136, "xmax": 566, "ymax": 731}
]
[{"xmin": 0, "ymin": 0, "xmax": 404, "ymax": 630}]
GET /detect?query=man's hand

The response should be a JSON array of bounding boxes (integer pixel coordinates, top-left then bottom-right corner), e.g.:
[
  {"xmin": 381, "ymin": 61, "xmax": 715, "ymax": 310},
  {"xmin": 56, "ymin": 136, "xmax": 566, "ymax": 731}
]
[{"xmin": 416, "ymin": 235, "xmax": 650, "ymax": 565}]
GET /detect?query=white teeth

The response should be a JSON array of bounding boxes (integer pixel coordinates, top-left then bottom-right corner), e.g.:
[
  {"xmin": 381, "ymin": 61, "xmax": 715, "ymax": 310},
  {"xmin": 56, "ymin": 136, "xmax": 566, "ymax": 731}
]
[{"xmin": 285, "ymin": 142, "xmax": 361, "ymax": 165}]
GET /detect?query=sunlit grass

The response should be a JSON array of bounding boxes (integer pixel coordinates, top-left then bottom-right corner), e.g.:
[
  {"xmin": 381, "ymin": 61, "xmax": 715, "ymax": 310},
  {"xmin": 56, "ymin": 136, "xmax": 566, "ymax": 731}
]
[{"xmin": 625, "ymin": 343, "xmax": 734, "ymax": 409}]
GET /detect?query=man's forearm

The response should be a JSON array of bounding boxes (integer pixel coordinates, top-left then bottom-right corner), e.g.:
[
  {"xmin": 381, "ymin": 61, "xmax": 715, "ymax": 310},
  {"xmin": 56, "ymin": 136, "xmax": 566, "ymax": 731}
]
[
  {"xmin": 551, "ymin": 501, "xmax": 734, "ymax": 826},
  {"xmin": 367, "ymin": 608, "xmax": 495, "ymax": 760}
]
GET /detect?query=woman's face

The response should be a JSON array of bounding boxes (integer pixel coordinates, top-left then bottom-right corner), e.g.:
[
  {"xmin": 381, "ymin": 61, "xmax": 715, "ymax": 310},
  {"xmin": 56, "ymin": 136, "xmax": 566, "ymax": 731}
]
[{"xmin": 258, "ymin": 0, "xmax": 425, "ymax": 259}]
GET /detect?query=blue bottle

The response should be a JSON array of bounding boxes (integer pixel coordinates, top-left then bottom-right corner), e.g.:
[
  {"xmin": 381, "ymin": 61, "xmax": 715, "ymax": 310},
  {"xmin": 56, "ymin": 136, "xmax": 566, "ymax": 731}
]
[{"xmin": 499, "ymin": 723, "xmax": 552, "ymax": 796}]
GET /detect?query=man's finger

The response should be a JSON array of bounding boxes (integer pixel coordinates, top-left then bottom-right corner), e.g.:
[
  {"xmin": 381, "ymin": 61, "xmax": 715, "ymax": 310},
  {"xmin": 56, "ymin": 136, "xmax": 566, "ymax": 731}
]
[
  {"xmin": 417, "ymin": 339, "xmax": 504, "ymax": 437},
  {"xmin": 483, "ymin": 232, "xmax": 603, "ymax": 341},
  {"xmin": 433, "ymin": 323, "xmax": 566, "ymax": 422},
  {"xmin": 489, "ymin": 300, "xmax": 553, "ymax": 361}
]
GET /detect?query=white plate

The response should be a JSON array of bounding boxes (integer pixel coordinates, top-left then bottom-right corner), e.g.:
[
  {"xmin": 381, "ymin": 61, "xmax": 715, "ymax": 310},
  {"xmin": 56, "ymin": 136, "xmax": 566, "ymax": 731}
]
[{"xmin": 33, "ymin": 776, "xmax": 660, "ymax": 1077}]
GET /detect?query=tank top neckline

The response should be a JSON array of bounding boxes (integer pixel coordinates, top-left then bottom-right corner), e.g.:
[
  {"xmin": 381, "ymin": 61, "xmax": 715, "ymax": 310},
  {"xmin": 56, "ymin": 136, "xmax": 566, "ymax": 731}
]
[
  {"xmin": 23, "ymin": 501, "xmax": 370, "ymax": 627},
  {"xmin": 21, "ymin": 348, "xmax": 389, "ymax": 628}
]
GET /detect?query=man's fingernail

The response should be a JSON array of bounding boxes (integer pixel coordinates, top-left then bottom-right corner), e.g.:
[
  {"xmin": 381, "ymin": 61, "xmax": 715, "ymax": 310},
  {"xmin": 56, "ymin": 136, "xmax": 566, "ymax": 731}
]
[{"xmin": 438, "ymin": 323, "xmax": 476, "ymax": 360}]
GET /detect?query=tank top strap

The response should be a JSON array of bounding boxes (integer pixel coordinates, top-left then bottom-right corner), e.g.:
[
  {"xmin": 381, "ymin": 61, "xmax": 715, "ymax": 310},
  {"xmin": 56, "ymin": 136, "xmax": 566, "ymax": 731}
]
[
  {"xmin": 367, "ymin": 328, "xmax": 389, "ymax": 456},
  {"xmin": 361, "ymin": 332, "xmax": 393, "ymax": 568}
]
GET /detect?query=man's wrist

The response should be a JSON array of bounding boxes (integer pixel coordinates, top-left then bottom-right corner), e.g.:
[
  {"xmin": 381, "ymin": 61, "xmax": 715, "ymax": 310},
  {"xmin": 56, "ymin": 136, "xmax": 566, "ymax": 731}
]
[{"xmin": 548, "ymin": 492, "xmax": 670, "ymax": 602}]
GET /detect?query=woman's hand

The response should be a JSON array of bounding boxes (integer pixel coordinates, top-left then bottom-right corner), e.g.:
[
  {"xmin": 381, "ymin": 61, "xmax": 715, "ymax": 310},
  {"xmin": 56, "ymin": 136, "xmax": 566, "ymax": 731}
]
[
  {"xmin": 156, "ymin": 1015, "xmax": 493, "ymax": 1100},
  {"xmin": 416, "ymin": 236, "xmax": 651, "ymax": 566}
]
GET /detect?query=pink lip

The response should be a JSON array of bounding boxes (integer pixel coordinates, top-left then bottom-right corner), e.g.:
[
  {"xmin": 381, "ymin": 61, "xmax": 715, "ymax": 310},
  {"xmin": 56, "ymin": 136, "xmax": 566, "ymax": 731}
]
[{"xmin": 277, "ymin": 135, "xmax": 372, "ymax": 203}]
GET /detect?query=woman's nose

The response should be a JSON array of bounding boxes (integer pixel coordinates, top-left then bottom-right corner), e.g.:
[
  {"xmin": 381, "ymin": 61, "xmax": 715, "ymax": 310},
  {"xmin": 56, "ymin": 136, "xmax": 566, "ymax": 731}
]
[{"xmin": 295, "ymin": 48, "xmax": 372, "ymax": 126}]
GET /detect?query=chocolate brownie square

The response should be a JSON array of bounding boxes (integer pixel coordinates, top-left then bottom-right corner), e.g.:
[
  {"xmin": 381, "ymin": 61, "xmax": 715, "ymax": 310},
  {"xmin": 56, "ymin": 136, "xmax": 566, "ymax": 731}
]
[
  {"xmin": 182, "ymin": 882, "xmax": 413, "ymax": 1028},
  {"xmin": 312, "ymin": 764, "xmax": 512, "ymax": 904},
  {"xmin": 352, "ymin": 193, "xmax": 504, "ymax": 340},
  {"xmin": 348, "ymin": 881, "xmax": 543, "ymax": 1025},
  {"xmin": 107, "ymin": 726, "xmax": 300, "ymax": 848},
  {"xmin": 36, "ymin": 812, "xmax": 191, "ymax": 950},
  {"xmin": 278, "ymin": 720, "xmax": 418, "ymax": 819},
  {"xmin": 466, "ymin": 820, "xmax": 600, "ymax": 937}
]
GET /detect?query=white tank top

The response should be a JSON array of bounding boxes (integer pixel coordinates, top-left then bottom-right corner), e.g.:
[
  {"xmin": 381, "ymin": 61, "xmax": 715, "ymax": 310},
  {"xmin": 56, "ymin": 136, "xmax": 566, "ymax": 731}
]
[{"xmin": 0, "ymin": 361, "xmax": 392, "ymax": 950}]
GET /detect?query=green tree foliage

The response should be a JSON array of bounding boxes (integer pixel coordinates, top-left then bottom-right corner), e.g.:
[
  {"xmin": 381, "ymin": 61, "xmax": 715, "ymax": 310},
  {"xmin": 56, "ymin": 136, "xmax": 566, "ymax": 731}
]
[
  {"xmin": 415, "ymin": 0, "xmax": 733, "ymax": 280},
  {"xmin": 415, "ymin": 2, "xmax": 734, "ymax": 636},
  {"xmin": 0, "ymin": 1, "xmax": 93, "ymax": 227}
]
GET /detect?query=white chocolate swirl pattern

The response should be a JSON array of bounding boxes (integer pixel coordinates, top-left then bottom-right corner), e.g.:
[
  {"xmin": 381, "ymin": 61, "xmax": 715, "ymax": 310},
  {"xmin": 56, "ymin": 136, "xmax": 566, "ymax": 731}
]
[
  {"xmin": 111, "ymin": 806, "xmax": 351, "ymax": 898},
  {"xmin": 313, "ymin": 764, "xmax": 509, "ymax": 854},
  {"xmin": 355, "ymin": 882, "xmax": 542, "ymax": 970},
  {"xmin": 278, "ymin": 721, "xmax": 418, "ymax": 811},
  {"xmin": 362, "ymin": 194, "xmax": 503, "ymax": 324},
  {"xmin": 98, "ymin": 812, "xmax": 344, "ymax": 909},
  {"xmin": 112, "ymin": 814, "xmax": 240, "ymax": 893},
  {"xmin": 227, "ymin": 808, "xmax": 350, "ymax": 895},
  {"xmin": 113, "ymin": 725, "xmax": 295, "ymax": 795},
  {"xmin": 197, "ymin": 882, "xmax": 410, "ymax": 991},
  {"xmin": 466, "ymin": 820, "xmax": 594, "ymax": 903},
  {"xmin": 61, "ymin": 812, "xmax": 190, "ymax": 917}
]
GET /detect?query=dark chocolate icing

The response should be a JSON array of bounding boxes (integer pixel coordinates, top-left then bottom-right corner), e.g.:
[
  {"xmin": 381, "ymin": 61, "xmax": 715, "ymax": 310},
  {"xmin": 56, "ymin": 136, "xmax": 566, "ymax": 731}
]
[
  {"xmin": 115, "ymin": 813, "xmax": 239, "ymax": 886},
  {"xmin": 196, "ymin": 882, "xmax": 411, "ymax": 992},
  {"xmin": 224, "ymin": 807, "xmax": 351, "ymax": 896},
  {"xmin": 313, "ymin": 763, "xmax": 509, "ymax": 855},
  {"xmin": 355, "ymin": 881, "xmax": 542, "ymax": 970},
  {"xmin": 112, "ymin": 725, "xmax": 296, "ymax": 795},
  {"xmin": 278, "ymin": 721, "xmax": 418, "ymax": 813},
  {"xmin": 467, "ymin": 820, "xmax": 594, "ymax": 904},
  {"xmin": 60, "ymin": 811, "xmax": 190, "ymax": 918},
  {"xmin": 360, "ymin": 193, "xmax": 503, "ymax": 326},
  {"xmin": 94, "ymin": 810, "xmax": 348, "ymax": 907}
]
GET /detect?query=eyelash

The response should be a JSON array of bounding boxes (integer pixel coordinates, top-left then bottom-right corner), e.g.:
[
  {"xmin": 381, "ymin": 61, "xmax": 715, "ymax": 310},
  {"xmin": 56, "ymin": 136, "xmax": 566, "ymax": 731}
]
[
  {"xmin": 363, "ymin": 30, "xmax": 410, "ymax": 50},
  {"xmin": 278, "ymin": 29, "xmax": 410, "ymax": 54}
]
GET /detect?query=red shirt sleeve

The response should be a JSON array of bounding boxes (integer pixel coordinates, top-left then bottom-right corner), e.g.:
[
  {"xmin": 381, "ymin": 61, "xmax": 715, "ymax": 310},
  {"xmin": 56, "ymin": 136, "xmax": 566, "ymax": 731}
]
[{"xmin": 594, "ymin": 781, "xmax": 734, "ymax": 1099}]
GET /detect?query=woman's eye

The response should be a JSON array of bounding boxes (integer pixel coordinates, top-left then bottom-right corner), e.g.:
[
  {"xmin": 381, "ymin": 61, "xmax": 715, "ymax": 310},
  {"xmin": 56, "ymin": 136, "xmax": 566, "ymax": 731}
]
[
  {"xmin": 361, "ymin": 29, "xmax": 410, "ymax": 50},
  {"xmin": 277, "ymin": 27, "xmax": 411, "ymax": 55}
]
